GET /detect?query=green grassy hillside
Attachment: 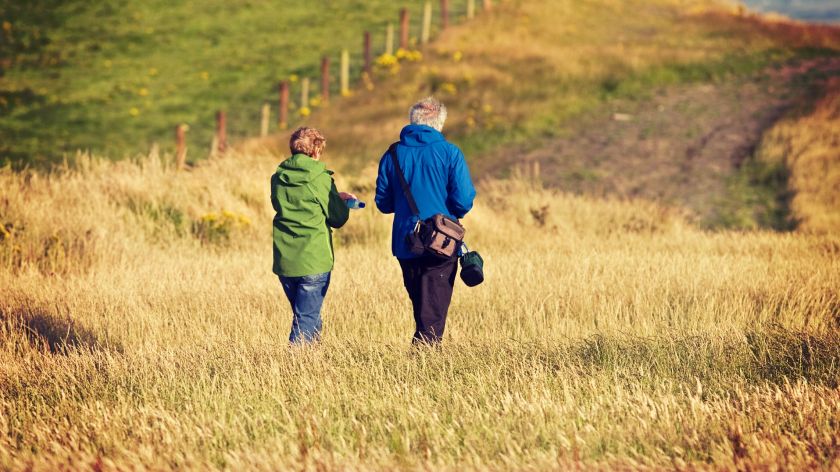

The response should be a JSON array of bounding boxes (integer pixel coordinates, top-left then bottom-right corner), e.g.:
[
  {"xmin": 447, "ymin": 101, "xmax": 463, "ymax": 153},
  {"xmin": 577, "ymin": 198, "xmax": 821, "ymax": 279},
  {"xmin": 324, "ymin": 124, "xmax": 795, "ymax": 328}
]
[
  {"xmin": 240, "ymin": 0, "xmax": 838, "ymax": 229},
  {"xmin": 0, "ymin": 0, "xmax": 469, "ymax": 167}
]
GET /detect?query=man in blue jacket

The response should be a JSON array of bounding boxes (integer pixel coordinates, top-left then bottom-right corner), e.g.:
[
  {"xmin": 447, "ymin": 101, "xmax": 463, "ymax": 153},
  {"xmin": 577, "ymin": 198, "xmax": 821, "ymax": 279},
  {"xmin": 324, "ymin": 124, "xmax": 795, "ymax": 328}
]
[{"xmin": 375, "ymin": 97, "xmax": 476, "ymax": 344}]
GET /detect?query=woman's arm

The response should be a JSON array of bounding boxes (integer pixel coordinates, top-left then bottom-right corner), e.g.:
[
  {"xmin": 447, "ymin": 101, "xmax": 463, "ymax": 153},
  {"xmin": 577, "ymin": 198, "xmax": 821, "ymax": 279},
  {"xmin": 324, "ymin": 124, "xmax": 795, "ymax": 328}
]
[{"xmin": 325, "ymin": 180, "xmax": 350, "ymax": 229}]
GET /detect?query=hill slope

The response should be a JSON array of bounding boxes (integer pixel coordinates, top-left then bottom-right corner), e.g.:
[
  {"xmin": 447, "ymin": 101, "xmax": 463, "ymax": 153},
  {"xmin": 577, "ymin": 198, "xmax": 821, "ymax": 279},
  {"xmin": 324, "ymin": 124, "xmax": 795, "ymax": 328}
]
[
  {"xmin": 3, "ymin": 1, "xmax": 840, "ymax": 469},
  {"xmin": 248, "ymin": 0, "xmax": 840, "ymax": 230},
  {"xmin": 0, "ymin": 0, "xmax": 469, "ymax": 166}
]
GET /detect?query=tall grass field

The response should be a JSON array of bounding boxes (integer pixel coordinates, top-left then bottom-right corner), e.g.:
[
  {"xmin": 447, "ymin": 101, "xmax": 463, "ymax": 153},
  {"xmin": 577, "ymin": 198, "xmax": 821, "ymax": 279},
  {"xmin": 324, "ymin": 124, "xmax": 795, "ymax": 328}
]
[
  {"xmin": 2, "ymin": 148, "xmax": 839, "ymax": 470},
  {"xmin": 2, "ymin": 0, "xmax": 840, "ymax": 470}
]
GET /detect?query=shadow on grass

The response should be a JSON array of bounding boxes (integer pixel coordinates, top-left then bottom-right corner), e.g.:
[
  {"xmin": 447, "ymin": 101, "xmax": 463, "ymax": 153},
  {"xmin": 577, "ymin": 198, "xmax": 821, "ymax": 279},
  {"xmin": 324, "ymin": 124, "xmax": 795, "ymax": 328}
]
[
  {"xmin": 570, "ymin": 328, "xmax": 840, "ymax": 389},
  {"xmin": 1, "ymin": 305, "xmax": 122, "ymax": 354}
]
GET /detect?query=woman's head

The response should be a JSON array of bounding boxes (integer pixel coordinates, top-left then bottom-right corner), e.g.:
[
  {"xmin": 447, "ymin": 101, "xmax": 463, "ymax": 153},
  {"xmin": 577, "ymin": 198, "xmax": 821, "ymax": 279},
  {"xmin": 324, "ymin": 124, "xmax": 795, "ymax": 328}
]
[
  {"xmin": 408, "ymin": 97, "xmax": 447, "ymax": 131},
  {"xmin": 289, "ymin": 127, "xmax": 327, "ymax": 159}
]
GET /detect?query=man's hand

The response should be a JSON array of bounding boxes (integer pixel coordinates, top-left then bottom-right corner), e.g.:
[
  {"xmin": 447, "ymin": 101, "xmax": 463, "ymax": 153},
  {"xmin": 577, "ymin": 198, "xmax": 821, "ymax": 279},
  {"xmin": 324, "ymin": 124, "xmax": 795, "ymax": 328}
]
[{"xmin": 338, "ymin": 192, "xmax": 357, "ymax": 201}]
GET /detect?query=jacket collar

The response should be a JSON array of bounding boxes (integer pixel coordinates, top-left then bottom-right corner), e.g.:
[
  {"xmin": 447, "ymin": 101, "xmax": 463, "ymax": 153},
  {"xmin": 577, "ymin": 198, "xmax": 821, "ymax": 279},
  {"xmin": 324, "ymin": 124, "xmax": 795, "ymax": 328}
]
[{"xmin": 399, "ymin": 124, "xmax": 445, "ymax": 147}]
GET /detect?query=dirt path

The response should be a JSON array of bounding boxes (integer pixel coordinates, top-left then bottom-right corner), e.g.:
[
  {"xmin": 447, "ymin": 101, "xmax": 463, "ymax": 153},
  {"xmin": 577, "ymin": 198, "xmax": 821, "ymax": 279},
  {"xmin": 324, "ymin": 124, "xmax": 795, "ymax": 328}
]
[{"xmin": 472, "ymin": 57, "xmax": 840, "ymax": 227}]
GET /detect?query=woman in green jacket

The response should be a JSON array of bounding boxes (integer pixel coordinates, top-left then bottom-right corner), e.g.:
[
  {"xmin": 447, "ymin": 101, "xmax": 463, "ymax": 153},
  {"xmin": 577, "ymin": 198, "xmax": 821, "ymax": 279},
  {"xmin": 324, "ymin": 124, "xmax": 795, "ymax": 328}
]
[{"xmin": 271, "ymin": 127, "xmax": 355, "ymax": 343}]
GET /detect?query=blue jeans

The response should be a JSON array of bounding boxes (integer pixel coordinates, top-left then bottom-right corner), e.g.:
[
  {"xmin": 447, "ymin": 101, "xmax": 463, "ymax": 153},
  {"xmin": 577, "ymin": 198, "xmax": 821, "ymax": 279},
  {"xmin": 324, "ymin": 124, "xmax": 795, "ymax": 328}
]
[{"xmin": 280, "ymin": 272, "xmax": 331, "ymax": 343}]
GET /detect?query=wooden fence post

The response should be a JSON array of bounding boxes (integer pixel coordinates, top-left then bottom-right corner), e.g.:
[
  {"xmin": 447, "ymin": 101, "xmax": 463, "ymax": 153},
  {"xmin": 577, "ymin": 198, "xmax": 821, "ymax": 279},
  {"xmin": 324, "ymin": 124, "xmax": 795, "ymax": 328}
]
[
  {"xmin": 260, "ymin": 103, "xmax": 270, "ymax": 137},
  {"xmin": 421, "ymin": 1, "xmax": 432, "ymax": 44},
  {"xmin": 364, "ymin": 31, "xmax": 372, "ymax": 73},
  {"xmin": 215, "ymin": 110, "xmax": 227, "ymax": 154},
  {"xmin": 320, "ymin": 56, "xmax": 330, "ymax": 104},
  {"xmin": 467, "ymin": 0, "xmax": 475, "ymax": 19},
  {"xmin": 340, "ymin": 49, "xmax": 350, "ymax": 96},
  {"xmin": 175, "ymin": 124, "xmax": 187, "ymax": 170},
  {"xmin": 441, "ymin": 0, "xmax": 449, "ymax": 30},
  {"xmin": 399, "ymin": 8, "xmax": 409, "ymax": 50},
  {"xmin": 278, "ymin": 80, "xmax": 289, "ymax": 130},
  {"xmin": 301, "ymin": 77, "xmax": 310, "ymax": 110},
  {"xmin": 385, "ymin": 23, "xmax": 394, "ymax": 55}
]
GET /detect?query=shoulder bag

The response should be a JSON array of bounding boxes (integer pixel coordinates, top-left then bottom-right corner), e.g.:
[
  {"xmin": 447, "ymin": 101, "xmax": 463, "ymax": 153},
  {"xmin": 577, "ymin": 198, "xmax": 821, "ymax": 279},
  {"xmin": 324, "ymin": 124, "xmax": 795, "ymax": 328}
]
[{"xmin": 388, "ymin": 143, "xmax": 465, "ymax": 259}]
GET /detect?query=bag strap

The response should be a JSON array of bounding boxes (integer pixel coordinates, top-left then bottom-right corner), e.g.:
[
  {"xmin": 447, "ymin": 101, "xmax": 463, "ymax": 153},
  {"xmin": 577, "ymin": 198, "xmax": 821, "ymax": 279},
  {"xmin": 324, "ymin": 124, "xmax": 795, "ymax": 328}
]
[{"xmin": 388, "ymin": 142, "xmax": 420, "ymax": 217}]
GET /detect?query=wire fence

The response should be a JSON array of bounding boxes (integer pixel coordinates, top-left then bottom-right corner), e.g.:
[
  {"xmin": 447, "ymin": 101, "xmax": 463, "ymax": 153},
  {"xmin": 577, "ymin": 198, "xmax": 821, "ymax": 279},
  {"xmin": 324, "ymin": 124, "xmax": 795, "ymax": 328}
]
[{"xmin": 174, "ymin": 0, "xmax": 494, "ymax": 168}]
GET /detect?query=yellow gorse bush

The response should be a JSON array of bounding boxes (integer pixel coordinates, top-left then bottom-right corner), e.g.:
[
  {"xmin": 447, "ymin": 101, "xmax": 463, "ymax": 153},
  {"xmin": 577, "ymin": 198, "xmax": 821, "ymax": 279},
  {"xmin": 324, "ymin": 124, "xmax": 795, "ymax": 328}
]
[
  {"xmin": 192, "ymin": 210, "xmax": 251, "ymax": 244},
  {"xmin": 395, "ymin": 48, "xmax": 422, "ymax": 62}
]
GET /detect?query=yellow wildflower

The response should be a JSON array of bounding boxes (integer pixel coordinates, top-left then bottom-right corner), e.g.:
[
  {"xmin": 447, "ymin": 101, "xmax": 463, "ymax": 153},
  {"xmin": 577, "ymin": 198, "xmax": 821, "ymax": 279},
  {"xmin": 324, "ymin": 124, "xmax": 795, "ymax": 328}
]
[
  {"xmin": 376, "ymin": 54, "xmax": 398, "ymax": 67},
  {"xmin": 452, "ymin": 51, "xmax": 463, "ymax": 62},
  {"xmin": 463, "ymin": 71, "xmax": 475, "ymax": 86},
  {"xmin": 395, "ymin": 48, "xmax": 422, "ymax": 62},
  {"xmin": 299, "ymin": 106, "xmax": 311, "ymax": 117},
  {"xmin": 289, "ymin": 74, "xmax": 299, "ymax": 83},
  {"xmin": 129, "ymin": 107, "xmax": 140, "ymax": 117},
  {"xmin": 138, "ymin": 88, "xmax": 149, "ymax": 97},
  {"xmin": 440, "ymin": 82, "xmax": 457, "ymax": 95},
  {"xmin": 200, "ymin": 71, "xmax": 209, "ymax": 80}
]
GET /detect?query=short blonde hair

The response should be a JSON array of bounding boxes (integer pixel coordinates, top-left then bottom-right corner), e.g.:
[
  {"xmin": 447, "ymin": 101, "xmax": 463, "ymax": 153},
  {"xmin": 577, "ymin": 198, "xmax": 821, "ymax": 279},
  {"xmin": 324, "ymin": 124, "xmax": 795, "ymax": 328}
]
[{"xmin": 289, "ymin": 127, "xmax": 326, "ymax": 157}]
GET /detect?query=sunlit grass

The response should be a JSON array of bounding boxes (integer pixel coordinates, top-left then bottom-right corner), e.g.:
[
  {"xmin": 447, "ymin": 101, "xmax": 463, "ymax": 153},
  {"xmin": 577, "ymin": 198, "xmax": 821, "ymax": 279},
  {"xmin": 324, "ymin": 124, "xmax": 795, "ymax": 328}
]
[
  {"xmin": 0, "ymin": 0, "xmax": 472, "ymax": 166},
  {"xmin": 1, "ymin": 150, "xmax": 839, "ymax": 469},
  {"xmin": 754, "ymin": 77, "xmax": 840, "ymax": 234},
  {"xmin": 2, "ymin": 1, "xmax": 840, "ymax": 469}
]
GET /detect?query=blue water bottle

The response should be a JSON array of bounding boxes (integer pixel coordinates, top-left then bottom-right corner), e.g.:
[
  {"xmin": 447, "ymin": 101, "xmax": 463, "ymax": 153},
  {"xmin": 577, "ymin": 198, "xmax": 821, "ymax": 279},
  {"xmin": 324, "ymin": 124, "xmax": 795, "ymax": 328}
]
[{"xmin": 345, "ymin": 198, "xmax": 366, "ymax": 209}]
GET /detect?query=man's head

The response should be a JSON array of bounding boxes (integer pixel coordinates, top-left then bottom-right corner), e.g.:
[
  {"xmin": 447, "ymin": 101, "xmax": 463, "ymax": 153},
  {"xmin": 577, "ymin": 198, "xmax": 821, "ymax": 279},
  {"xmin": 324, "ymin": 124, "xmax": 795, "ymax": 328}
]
[
  {"xmin": 289, "ymin": 127, "xmax": 326, "ymax": 159},
  {"xmin": 408, "ymin": 97, "xmax": 447, "ymax": 132}
]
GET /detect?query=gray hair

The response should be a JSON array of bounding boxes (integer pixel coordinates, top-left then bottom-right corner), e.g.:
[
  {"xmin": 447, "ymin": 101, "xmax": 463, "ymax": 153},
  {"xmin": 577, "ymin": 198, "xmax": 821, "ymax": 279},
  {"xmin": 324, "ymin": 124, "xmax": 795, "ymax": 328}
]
[{"xmin": 408, "ymin": 97, "xmax": 447, "ymax": 131}]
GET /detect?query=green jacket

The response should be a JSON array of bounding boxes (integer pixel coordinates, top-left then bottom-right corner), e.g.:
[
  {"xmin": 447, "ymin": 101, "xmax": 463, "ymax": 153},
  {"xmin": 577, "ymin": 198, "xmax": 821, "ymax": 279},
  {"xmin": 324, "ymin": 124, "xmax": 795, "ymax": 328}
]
[{"xmin": 271, "ymin": 154, "xmax": 349, "ymax": 277}]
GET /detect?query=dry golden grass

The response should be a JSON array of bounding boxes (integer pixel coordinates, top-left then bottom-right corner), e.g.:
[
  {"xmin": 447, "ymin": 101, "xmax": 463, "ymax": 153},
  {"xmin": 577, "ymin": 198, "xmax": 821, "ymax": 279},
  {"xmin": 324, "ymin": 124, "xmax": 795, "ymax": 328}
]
[
  {"xmin": 3, "ymin": 0, "xmax": 840, "ymax": 470},
  {"xmin": 756, "ymin": 76, "xmax": 840, "ymax": 234},
  {"xmin": 1, "ymin": 150, "xmax": 839, "ymax": 470}
]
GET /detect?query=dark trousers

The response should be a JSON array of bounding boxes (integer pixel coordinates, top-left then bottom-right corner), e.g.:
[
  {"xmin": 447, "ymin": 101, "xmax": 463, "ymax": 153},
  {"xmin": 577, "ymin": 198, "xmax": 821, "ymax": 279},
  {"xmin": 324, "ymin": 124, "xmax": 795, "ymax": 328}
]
[{"xmin": 398, "ymin": 255, "xmax": 458, "ymax": 344}]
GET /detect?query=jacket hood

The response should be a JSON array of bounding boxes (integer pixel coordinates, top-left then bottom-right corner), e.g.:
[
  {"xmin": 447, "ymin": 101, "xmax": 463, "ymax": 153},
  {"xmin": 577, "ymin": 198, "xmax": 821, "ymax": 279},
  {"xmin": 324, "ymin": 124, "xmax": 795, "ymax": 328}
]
[
  {"xmin": 276, "ymin": 154, "xmax": 330, "ymax": 186},
  {"xmin": 399, "ymin": 124, "xmax": 445, "ymax": 147}
]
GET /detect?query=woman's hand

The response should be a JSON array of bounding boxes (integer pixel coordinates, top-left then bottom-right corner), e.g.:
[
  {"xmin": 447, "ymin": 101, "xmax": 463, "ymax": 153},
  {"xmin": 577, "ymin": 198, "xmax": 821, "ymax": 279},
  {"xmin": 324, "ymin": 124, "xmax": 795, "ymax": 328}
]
[{"xmin": 338, "ymin": 192, "xmax": 357, "ymax": 201}]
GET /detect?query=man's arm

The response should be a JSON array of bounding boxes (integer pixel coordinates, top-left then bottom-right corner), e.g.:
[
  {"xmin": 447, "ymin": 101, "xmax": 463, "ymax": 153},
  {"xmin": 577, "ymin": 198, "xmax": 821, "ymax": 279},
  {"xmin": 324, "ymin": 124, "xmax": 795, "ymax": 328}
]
[
  {"xmin": 375, "ymin": 152, "xmax": 395, "ymax": 214},
  {"xmin": 446, "ymin": 147, "xmax": 476, "ymax": 218},
  {"xmin": 325, "ymin": 179, "xmax": 350, "ymax": 228}
]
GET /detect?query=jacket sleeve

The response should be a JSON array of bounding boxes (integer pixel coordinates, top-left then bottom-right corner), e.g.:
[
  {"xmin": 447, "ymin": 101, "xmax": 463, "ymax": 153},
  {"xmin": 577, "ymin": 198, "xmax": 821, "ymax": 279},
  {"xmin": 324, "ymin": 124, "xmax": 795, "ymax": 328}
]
[
  {"xmin": 325, "ymin": 179, "xmax": 350, "ymax": 229},
  {"xmin": 270, "ymin": 173, "xmax": 282, "ymax": 213},
  {"xmin": 375, "ymin": 152, "xmax": 394, "ymax": 214},
  {"xmin": 446, "ymin": 147, "xmax": 476, "ymax": 218}
]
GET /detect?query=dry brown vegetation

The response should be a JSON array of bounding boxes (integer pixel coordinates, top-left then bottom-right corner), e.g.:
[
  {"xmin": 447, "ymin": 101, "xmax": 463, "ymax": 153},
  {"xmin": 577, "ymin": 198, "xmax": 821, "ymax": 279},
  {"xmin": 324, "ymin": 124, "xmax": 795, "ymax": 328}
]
[
  {"xmin": 2, "ymin": 154, "xmax": 840, "ymax": 470},
  {"xmin": 2, "ymin": 0, "xmax": 840, "ymax": 470},
  {"xmin": 756, "ymin": 75, "xmax": 840, "ymax": 233}
]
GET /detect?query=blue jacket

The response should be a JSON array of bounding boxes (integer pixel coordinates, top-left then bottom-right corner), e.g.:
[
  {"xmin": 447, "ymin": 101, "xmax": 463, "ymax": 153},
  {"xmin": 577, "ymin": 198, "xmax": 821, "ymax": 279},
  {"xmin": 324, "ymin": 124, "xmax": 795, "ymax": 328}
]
[{"xmin": 375, "ymin": 124, "xmax": 476, "ymax": 259}]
